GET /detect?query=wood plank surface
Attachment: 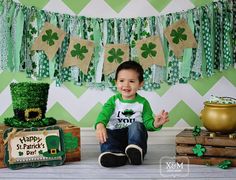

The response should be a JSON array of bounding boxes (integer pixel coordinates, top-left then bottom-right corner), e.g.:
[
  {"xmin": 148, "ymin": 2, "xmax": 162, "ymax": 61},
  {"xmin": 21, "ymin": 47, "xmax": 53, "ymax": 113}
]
[{"xmin": 0, "ymin": 144, "xmax": 236, "ymax": 179}]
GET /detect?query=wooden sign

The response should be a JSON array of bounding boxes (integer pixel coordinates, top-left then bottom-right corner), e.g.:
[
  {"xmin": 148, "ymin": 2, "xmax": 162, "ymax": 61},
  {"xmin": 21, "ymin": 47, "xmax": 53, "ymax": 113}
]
[{"xmin": 3, "ymin": 126, "xmax": 65, "ymax": 169}]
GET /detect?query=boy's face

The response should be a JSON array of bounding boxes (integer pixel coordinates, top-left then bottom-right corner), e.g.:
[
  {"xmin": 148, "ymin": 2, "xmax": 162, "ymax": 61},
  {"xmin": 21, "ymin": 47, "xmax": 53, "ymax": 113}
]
[{"xmin": 115, "ymin": 69, "xmax": 143, "ymax": 100}]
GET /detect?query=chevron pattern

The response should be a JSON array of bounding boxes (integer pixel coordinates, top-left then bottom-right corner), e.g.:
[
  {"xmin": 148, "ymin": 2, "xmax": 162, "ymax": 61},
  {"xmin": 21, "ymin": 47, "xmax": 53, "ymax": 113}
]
[
  {"xmin": 1, "ymin": 70, "xmax": 236, "ymax": 127},
  {"xmin": 14, "ymin": 0, "xmax": 213, "ymax": 15},
  {"xmin": 1, "ymin": 0, "xmax": 235, "ymax": 128}
]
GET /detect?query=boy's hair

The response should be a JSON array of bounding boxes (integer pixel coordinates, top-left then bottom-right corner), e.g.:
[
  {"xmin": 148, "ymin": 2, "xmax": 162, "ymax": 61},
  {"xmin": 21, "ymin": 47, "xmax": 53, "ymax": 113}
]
[{"xmin": 115, "ymin": 61, "xmax": 144, "ymax": 82}]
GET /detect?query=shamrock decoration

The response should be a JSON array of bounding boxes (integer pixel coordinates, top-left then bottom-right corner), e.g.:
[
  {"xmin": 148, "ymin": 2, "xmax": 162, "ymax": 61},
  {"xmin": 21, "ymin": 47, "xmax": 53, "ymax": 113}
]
[
  {"xmin": 27, "ymin": 24, "xmax": 37, "ymax": 41},
  {"xmin": 217, "ymin": 160, "xmax": 232, "ymax": 169},
  {"xmin": 122, "ymin": 109, "xmax": 135, "ymax": 118},
  {"xmin": 192, "ymin": 144, "xmax": 206, "ymax": 157},
  {"xmin": 64, "ymin": 133, "xmax": 79, "ymax": 152},
  {"xmin": 140, "ymin": 42, "xmax": 157, "ymax": 58},
  {"xmin": 192, "ymin": 126, "xmax": 201, "ymax": 137},
  {"xmin": 42, "ymin": 29, "xmax": 59, "ymax": 46},
  {"xmin": 18, "ymin": 151, "xmax": 23, "ymax": 156},
  {"xmin": 70, "ymin": 43, "xmax": 88, "ymax": 60},
  {"xmin": 107, "ymin": 48, "xmax": 124, "ymax": 63},
  {"xmin": 170, "ymin": 27, "xmax": 187, "ymax": 44},
  {"xmin": 30, "ymin": 24, "xmax": 37, "ymax": 35}
]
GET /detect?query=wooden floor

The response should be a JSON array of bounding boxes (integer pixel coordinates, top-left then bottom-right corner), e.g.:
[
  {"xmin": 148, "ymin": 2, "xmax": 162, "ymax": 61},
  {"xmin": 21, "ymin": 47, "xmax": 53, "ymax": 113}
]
[{"xmin": 0, "ymin": 144, "xmax": 236, "ymax": 180}]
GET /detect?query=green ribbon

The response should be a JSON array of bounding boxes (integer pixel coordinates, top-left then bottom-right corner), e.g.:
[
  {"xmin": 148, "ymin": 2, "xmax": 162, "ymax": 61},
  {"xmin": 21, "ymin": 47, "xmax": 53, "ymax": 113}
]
[
  {"xmin": 114, "ymin": 18, "xmax": 119, "ymax": 43},
  {"xmin": 92, "ymin": 19, "xmax": 103, "ymax": 83},
  {"xmin": 136, "ymin": 17, "xmax": 142, "ymax": 40},
  {"xmin": 181, "ymin": 11, "xmax": 194, "ymax": 78},
  {"xmin": 7, "ymin": 2, "xmax": 16, "ymax": 71},
  {"xmin": 49, "ymin": 14, "xmax": 58, "ymax": 79},
  {"xmin": 0, "ymin": 1, "xmax": 3, "ymax": 14},
  {"xmin": 14, "ymin": 8, "xmax": 24, "ymax": 72},
  {"xmin": 200, "ymin": 7, "xmax": 207, "ymax": 77}
]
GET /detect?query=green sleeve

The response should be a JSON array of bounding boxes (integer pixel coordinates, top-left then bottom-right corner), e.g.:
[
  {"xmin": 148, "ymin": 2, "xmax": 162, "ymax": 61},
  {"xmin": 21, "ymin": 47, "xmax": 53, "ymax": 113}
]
[
  {"xmin": 142, "ymin": 100, "xmax": 162, "ymax": 131},
  {"xmin": 94, "ymin": 95, "xmax": 116, "ymax": 129}
]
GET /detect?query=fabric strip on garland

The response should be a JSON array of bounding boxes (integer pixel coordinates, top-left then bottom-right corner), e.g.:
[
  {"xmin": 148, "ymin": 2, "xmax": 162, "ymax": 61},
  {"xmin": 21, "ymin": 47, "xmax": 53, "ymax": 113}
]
[
  {"xmin": 68, "ymin": 16, "xmax": 80, "ymax": 85},
  {"xmin": 56, "ymin": 14, "xmax": 70, "ymax": 87},
  {"xmin": 151, "ymin": 16, "xmax": 165, "ymax": 86},
  {"xmin": 6, "ymin": 2, "xmax": 16, "ymax": 72},
  {"xmin": 93, "ymin": 18, "xmax": 104, "ymax": 85},
  {"xmin": 12, "ymin": 6, "xmax": 24, "ymax": 72},
  {"xmin": 165, "ymin": 15, "xmax": 180, "ymax": 85},
  {"xmin": 233, "ymin": 0, "xmax": 236, "ymax": 63},
  {"xmin": 222, "ymin": 1, "xmax": 233, "ymax": 70},
  {"xmin": 180, "ymin": 10, "xmax": 195, "ymax": 81},
  {"xmin": 47, "ymin": 14, "xmax": 58, "ymax": 80},
  {"xmin": 0, "ymin": 0, "xmax": 9, "ymax": 70},
  {"xmin": 201, "ymin": 5, "xmax": 214, "ymax": 77},
  {"xmin": 212, "ymin": 1, "xmax": 222, "ymax": 70},
  {"xmin": 191, "ymin": 8, "xmax": 202, "ymax": 80}
]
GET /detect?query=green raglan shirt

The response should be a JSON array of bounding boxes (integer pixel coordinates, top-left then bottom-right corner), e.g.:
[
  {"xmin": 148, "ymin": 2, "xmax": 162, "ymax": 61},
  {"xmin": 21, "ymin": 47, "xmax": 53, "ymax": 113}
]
[{"xmin": 95, "ymin": 93, "xmax": 162, "ymax": 131}]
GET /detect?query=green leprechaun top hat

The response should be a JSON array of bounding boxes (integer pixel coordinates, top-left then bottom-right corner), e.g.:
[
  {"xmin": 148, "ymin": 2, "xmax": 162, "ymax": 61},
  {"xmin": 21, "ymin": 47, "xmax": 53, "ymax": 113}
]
[
  {"xmin": 4, "ymin": 82, "xmax": 56, "ymax": 128},
  {"xmin": 41, "ymin": 135, "xmax": 65, "ymax": 158}
]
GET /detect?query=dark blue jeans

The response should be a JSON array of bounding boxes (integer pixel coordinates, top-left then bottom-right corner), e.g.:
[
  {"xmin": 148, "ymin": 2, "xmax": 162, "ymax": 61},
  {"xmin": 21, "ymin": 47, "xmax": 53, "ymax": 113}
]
[{"xmin": 100, "ymin": 122, "xmax": 148, "ymax": 156}]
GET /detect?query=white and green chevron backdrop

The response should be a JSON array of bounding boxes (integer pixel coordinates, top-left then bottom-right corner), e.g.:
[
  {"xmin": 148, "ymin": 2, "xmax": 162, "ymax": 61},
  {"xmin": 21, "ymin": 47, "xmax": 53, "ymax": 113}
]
[{"xmin": 0, "ymin": 0, "xmax": 236, "ymax": 129}]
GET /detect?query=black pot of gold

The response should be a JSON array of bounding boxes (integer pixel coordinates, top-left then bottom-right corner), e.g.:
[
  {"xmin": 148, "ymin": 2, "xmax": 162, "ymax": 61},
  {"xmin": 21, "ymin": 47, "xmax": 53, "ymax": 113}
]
[{"xmin": 4, "ymin": 82, "xmax": 56, "ymax": 128}]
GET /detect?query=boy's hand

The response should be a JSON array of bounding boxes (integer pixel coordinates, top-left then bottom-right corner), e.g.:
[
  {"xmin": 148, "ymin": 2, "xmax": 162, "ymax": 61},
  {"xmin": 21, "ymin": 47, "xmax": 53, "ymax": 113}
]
[
  {"xmin": 96, "ymin": 123, "xmax": 108, "ymax": 144},
  {"xmin": 154, "ymin": 110, "xmax": 169, "ymax": 128}
]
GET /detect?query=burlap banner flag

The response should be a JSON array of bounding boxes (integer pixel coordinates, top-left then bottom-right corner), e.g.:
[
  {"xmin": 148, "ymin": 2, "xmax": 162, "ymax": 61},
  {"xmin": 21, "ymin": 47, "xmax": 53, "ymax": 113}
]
[
  {"xmin": 103, "ymin": 44, "xmax": 129, "ymax": 75},
  {"xmin": 31, "ymin": 22, "xmax": 66, "ymax": 60},
  {"xmin": 63, "ymin": 37, "xmax": 95, "ymax": 74},
  {"xmin": 136, "ymin": 36, "xmax": 166, "ymax": 70},
  {"xmin": 164, "ymin": 19, "xmax": 197, "ymax": 58}
]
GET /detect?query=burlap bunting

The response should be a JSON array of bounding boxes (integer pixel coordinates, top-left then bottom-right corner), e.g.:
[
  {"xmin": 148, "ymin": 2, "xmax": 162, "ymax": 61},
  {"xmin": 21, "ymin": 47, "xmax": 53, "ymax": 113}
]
[
  {"xmin": 63, "ymin": 37, "xmax": 95, "ymax": 74},
  {"xmin": 31, "ymin": 22, "xmax": 66, "ymax": 60},
  {"xmin": 103, "ymin": 44, "xmax": 129, "ymax": 75},
  {"xmin": 164, "ymin": 19, "xmax": 197, "ymax": 58},
  {"xmin": 136, "ymin": 36, "xmax": 166, "ymax": 69}
]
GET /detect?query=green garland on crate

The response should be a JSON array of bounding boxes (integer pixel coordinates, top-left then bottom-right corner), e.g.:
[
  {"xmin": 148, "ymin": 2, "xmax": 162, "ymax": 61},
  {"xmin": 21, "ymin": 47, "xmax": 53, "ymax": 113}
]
[{"xmin": 0, "ymin": 0, "xmax": 234, "ymax": 91}]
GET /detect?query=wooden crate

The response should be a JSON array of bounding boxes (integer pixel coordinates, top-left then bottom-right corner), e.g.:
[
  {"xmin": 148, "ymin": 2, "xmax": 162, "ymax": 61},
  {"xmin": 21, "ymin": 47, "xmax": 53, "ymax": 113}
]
[
  {"xmin": 0, "ymin": 120, "xmax": 80, "ymax": 168},
  {"xmin": 176, "ymin": 129, "xmax": 236, "ymax": 166}
]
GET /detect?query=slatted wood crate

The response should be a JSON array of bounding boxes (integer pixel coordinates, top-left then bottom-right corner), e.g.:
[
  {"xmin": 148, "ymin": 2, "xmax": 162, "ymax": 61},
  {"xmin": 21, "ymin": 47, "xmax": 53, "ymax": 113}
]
[
  {"xmin": 0, "ymin": 120, "xmax": 80, "ymax": 168},
  {"xmin": 176, "ymin": 129, "xmax": 236, "ymax": 166}
]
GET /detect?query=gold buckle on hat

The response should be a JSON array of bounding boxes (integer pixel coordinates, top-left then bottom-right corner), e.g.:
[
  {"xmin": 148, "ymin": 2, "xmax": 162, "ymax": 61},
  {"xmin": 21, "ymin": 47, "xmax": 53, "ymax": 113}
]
[
  {"xmin": 24, "ymin": 108, "xmax": 42, "ymax": 121},
  {"xmin": 50, "ymin": 149, "xmax": 57, "ymax": 154}
]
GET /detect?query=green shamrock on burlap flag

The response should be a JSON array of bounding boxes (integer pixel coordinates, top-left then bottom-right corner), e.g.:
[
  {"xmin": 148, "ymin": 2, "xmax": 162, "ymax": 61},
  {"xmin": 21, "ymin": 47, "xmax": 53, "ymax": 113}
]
[
  {"xmin": 103, "ymin": 44, "xmax": 129, "ymax": 75},
  {"xmin": 164, "ymin": 19, "xmax": 197, "ymax": 58},
  {"xmin": 31, "ymin": 22, "xmax": 66, "ymax": 60},
  {"xmin": 64, "ymin": 37, "xmax": 94, "ymax": 74},
  {"xmin": 136, "ymin": 36, "xmax": 165, "ymax": 69}
]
